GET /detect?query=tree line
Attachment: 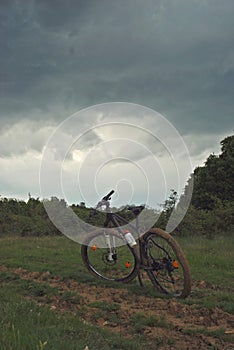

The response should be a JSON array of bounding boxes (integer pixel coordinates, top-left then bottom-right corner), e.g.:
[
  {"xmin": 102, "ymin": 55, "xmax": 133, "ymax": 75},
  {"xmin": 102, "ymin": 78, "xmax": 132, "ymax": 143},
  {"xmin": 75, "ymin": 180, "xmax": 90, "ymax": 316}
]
[
  {"xmin": 176, "ymin": 134, "xmax": 234, "ymax": 237},
  {"xmin": 0, "ymin": 134, "xmax": 233, "ymax": 238}
]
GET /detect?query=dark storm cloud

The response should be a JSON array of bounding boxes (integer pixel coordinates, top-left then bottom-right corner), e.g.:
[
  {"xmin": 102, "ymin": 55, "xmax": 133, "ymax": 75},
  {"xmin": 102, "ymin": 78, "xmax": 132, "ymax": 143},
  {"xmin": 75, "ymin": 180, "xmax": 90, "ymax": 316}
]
[{"xmin": 0, "ymin": 0, "xmax": 234, "ymax": 133}]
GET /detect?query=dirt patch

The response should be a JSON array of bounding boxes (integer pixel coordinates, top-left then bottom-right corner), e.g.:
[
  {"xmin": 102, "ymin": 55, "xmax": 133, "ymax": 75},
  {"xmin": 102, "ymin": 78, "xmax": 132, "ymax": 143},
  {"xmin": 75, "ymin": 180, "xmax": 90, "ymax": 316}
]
[{"xmin": 1, "ymin": 265, "xmax": 233, "ymax": 349}]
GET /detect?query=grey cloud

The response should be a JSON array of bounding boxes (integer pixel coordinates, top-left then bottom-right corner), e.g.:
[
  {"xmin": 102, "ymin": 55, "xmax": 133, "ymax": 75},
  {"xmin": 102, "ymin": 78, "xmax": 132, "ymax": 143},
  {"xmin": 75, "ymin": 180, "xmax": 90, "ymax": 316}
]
[
  {"xmin": 70, "ymin": 129, "xmax": 102, "ymax": 155},
  {"xmin": 0, "ymin": 121, "xmax": 53, "ymax": 156},
  {"xmin": 0, "ymin": 117, "xmax": 102, "ymax": 158},
  {"xmin": 0, "ymin": 0, "xmax": 233, "ymax": 136}
]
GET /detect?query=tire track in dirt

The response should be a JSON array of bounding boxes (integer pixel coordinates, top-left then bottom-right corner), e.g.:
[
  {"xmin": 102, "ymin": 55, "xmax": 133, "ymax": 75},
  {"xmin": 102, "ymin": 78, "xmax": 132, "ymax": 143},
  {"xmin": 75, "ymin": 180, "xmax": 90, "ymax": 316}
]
[{"xmin": 1, "ymin": 265, "xmax": 233, "ymax": 350}]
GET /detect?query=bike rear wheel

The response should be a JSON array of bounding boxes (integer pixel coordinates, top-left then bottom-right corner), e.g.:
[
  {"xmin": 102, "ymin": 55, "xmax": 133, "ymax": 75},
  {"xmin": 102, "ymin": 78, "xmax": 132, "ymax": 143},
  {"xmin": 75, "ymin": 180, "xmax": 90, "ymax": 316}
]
[
  {"xmin": 143, "ymin": 228, "xmax": 191, "ymax": 298},
  {"xmin": 81, "ymin": 229, "xmax": 139, "ymax": 283}
]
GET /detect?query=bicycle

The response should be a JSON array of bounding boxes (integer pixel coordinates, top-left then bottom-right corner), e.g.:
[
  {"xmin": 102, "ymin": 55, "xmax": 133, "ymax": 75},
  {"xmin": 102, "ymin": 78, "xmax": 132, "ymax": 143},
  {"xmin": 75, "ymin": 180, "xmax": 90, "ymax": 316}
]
[{"xmin": 81, "ymin": 190, "xmax": 191, "ymax": 298}]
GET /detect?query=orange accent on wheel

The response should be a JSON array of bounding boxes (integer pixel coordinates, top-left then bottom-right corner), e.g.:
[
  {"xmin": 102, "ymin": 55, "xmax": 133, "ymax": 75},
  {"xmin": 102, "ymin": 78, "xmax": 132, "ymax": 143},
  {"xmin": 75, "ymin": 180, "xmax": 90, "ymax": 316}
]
[
  {"xmin": 173, "ymin": 260, "xmax": 179, "ymax": 269},
  {"xmin": 92, "ymin": 245, "xmax": 97, "ymax": 251},
  {"xmin": 125, "ymin": 261, "xmax": 131, "ymax": 268}
]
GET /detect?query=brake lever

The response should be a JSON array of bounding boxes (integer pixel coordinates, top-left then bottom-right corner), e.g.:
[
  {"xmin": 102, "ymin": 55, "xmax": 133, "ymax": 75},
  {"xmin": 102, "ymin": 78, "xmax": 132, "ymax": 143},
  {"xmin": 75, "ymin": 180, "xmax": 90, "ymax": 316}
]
[{"xmin": 88, "ymin": 200, "xmax": 105, "ymax": 220}]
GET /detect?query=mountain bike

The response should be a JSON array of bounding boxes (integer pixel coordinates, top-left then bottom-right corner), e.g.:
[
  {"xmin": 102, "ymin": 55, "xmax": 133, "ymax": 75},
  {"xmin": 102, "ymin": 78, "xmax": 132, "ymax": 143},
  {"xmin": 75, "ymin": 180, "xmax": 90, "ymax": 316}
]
[{"xmin": 81, "ymin": 190, "xmax": 191, "ymax": 298}]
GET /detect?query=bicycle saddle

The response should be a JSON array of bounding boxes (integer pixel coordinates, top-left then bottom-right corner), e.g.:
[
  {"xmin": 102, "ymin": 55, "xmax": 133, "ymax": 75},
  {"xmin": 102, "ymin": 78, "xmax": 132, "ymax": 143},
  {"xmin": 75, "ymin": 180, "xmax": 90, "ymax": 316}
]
[{"xmin": 127, "ymin": 205, "xmax": 145, "ymax": 215}]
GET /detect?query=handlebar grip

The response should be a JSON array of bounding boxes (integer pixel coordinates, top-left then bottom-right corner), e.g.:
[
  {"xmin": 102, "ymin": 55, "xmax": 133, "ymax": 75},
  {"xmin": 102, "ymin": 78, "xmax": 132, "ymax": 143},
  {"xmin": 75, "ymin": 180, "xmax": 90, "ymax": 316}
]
[{"xmin": 102, "ymin": 190, "xmax": 115, "ymax": 201}]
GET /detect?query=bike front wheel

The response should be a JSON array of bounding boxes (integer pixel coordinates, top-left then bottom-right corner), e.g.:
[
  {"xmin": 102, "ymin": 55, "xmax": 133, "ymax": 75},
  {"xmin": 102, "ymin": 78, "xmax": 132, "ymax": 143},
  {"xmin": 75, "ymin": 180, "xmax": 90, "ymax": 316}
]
[
  {"xmin": 143, "ymin": 228, "xmax": 191, "ymax": 298},
  {"xmin": 81, "ymin": 229, "xmax": 139, "ymax": 283}
]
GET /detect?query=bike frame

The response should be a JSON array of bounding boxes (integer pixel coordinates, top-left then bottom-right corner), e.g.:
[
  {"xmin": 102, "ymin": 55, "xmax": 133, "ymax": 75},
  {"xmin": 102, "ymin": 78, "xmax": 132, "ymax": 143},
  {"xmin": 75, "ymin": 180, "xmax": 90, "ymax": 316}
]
[
  {"xmin": 101, "ymin": 202, "xmax": 145, "ymax": 273},
  {"xmin": 84, "ymin": 191, "xmax": 191, "ymax": 296}
]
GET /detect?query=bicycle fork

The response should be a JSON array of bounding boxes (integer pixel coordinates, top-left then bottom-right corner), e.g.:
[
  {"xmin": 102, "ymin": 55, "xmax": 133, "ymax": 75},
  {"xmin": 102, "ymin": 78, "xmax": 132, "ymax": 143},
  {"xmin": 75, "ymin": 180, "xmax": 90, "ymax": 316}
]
[
  {"xmin": 104, "ymin": 231, "xmax": 116, "ymax": 262},
  {"xmin": 103, "ymin": 230, "xmax": 144, "ymax": 287}
]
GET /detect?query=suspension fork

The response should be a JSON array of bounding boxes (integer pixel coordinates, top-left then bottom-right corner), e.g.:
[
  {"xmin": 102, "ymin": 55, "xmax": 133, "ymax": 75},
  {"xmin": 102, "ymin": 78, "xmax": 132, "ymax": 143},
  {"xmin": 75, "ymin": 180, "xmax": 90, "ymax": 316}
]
[{"xmin": 103, "ymin": 231, "xmax": 116, "ymax": 262}]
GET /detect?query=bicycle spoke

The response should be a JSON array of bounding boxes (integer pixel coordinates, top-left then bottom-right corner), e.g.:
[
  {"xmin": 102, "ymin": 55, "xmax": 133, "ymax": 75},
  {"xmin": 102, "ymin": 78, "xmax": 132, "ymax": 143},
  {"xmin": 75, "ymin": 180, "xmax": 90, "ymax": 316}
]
[
  {"xmin": 82, "ymin": 230, "xmax": 138, "ymax": 282},
  {"xmin": 143, "ymin": 229, "xmax": 191, "ymax": 298}
]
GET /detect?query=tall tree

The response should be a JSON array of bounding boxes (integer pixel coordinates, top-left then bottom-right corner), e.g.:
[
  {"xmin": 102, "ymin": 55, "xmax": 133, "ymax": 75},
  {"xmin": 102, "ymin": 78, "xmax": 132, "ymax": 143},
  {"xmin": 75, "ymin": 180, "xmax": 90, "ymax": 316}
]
[{"xmin": 191, "ymin": 134, "xmax": 234, "ymax": 210}]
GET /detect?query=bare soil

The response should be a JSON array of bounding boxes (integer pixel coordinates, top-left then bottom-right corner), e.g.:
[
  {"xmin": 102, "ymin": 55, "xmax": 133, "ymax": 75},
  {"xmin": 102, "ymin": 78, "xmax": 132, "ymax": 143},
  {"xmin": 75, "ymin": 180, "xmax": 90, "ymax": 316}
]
[{"xmin": 1, "ymin": 265, "xmax": 233, "ymax": 350}]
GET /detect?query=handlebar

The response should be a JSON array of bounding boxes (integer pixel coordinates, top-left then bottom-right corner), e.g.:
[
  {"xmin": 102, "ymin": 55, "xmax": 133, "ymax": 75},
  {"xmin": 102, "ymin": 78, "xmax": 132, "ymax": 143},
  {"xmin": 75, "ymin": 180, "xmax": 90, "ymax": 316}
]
[
  {"xmin": 88, "ymin": 190, "xmax": 115, "ymax": 219},
  {"xmin": 88, "ymin": 190, "xmax": 144, "ymax": 220},
  {"xmin": 102, "ymin": 190, "xmax": 115, "ymax": 201}
]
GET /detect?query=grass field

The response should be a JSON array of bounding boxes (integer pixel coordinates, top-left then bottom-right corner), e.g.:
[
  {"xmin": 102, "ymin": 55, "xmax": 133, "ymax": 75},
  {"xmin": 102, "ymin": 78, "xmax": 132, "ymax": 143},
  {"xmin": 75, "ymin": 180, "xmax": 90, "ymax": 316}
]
[{"xmin": 0, "ymin": 234, "xmax": 233, "ymax": 349}]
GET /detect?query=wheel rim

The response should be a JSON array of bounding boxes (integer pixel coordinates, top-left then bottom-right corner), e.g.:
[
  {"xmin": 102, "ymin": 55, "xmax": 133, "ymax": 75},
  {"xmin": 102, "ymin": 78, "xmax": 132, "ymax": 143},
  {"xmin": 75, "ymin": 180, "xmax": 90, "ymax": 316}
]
[
  {"xmin": 145, "ymin": 234, "xmax": 186, "ymax": 296},
  {"xmin": 85, "ymin": 232, "xmax": 136, "ymax": 281}
]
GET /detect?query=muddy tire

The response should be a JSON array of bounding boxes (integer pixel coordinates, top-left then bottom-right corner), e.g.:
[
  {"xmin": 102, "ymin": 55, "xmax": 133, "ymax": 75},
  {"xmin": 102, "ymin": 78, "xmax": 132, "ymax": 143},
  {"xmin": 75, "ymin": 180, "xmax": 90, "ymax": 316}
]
[{"xmin": 143, "ymin": 228, "xmax": 191, "ymax": 298}]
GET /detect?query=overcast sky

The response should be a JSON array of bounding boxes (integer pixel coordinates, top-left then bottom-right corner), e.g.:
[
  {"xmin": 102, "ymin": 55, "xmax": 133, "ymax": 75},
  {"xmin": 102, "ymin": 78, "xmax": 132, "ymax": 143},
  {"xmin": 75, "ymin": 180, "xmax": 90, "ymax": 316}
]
[{"xmin": 0, "ymin": 0, "xmax": 233, "ymax": 207}]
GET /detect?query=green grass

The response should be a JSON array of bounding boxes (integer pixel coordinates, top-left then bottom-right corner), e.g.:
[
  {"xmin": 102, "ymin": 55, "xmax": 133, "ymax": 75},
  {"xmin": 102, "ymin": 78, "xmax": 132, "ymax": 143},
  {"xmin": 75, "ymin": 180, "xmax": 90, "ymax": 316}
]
[
  {"xmin": 0, "ymin": 236, "xmax": 84, "ymax": 279},
  {"xmin": 182, "ymin": 327, "xmax": 226, "ymax": 337},
  {"xmin": 182, "ymin": 326, "xmax": 234, "ymax": 345},
  {"xmin": 60, "ymin": 291, "xmax": 83, "ymax": 305},
  {"xmin": 0, "ymin": 234, "xmax": 233, "ymax": 349},
  {"xmin": 0, "ymin": 284, "xmax": 150, "ymax": 350},
  {"xmin": 183, "ymin": 288, "xmax": 234, "ymax": 314},
  {"xmin": 0, "ymin": 235, "xmax": 233, "ymax": 300},
  {"xmin": 130, "ymin": 312, "xmax": 172, "ymax": 334},
  {"xmin": 88, "ymin": 301, "xmax": 121, "ymax": 312},
  {"xmin": 175, "ymin": 235, "xmax": 234, "ymax": 313},
  {"xmin": 1, "ymin": 235, "xmax": 233, "ymax": 287},
  {"xmin": 0, "ymin": 236, "xmax": 136, "ymax": 288},
  {"xmin": 177, "ymin": 235, "xmax": 234, "ymax": 288}
]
